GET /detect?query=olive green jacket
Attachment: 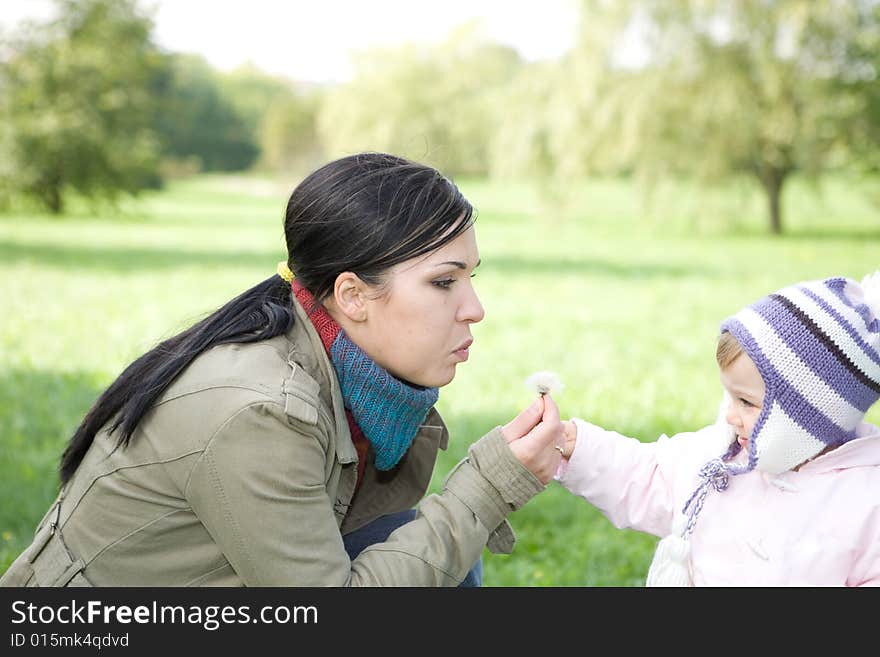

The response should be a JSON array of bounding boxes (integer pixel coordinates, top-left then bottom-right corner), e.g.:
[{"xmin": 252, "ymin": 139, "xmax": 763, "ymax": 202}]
[{"xmin": 1, "ymin": 295, "xmax": 545, "ymax": 586}]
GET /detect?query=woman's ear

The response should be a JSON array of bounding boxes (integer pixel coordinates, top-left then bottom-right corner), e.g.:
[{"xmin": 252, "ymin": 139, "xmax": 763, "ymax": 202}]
[{"xmin": 332, "ymin": 272, "xmax": 368, "ymax": 322}]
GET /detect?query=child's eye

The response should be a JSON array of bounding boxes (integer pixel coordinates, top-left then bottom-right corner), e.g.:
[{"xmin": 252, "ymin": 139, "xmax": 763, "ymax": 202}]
[
  {"xmin": 432, "ymin": 279, "xmax": 455, "ymax": 290},
  {"xmin": 739, "ymin": 398, "xmax": 754, "ymax": 408}
]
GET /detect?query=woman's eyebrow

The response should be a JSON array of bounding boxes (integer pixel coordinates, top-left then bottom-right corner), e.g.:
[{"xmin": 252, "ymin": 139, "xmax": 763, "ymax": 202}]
[{"xmin": 432, "ymin": 259, "xmax": 481, "ymax": 269}]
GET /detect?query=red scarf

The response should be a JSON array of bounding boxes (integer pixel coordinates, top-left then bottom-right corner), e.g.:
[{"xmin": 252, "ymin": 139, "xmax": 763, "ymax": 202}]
[{"xmin": 292, "ymin": 281, "xmax": 370, "ymax": 490}]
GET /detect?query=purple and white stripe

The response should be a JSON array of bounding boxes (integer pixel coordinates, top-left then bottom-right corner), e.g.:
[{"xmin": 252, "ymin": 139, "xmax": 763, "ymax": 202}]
[
  {"xmin": 752, "ymin": 401, "xmax": 826, "ymax": 474},
  {"xmin": 798, "ymin": 283, "xmax": 880, "ymax": 369},
  {"xmin": 826, "ymin": 277, "xmax": 880, "ymax": 334},
  {"xmin": 779, "ymin": 284, "xmax": 880, "ymax": 378},
  {"xmin": 733, "ymin": 309, "xmax": 864, "ymax": 432},
  {"xmin": 762, "ymin": 295, "xmax": 879, "ymax": 410}
]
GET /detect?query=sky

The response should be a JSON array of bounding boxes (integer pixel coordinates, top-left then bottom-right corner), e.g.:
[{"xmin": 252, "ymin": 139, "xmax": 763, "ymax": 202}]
[{"xmin": 2, "ymin": 0, "xmax": 581, "ymax": 83}]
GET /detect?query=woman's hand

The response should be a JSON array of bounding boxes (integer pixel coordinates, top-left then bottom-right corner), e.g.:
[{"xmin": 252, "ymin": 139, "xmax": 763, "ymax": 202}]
[{"xmin": 501, "ymin": 395, "xmax": 565, "ymax": 484}]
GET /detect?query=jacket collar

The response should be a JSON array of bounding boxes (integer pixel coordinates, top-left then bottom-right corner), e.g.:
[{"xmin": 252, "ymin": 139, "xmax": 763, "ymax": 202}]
[
  {"xmin": 287, "ymin": 293, "xmax": 358, "ymax": 465},
  {"xmin": 795, "ymin": 422, "xmax": 880, "ymax": 473}
]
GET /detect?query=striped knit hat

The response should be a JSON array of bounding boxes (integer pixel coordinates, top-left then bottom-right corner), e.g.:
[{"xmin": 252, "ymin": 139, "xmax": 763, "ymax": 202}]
[{"xmin": 720, "ymin": 272, "xmax": 880, "ymax": 475}]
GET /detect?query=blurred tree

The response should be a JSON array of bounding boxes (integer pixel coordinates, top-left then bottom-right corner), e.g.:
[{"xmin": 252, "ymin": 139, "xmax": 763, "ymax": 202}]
[
  {"xmin": 153, "ymin": 54, "xmax": 258, "ymax": 172},
  {"xmin": 558, "ymin": 0, "xmax": 880, "ymax": 233},
  {"xmin": 0, "ymin": 0, "xmax": 165, "ymax": 213},
  {"xmin": 318, "ymin": 23, "xmax": 522, "ymax": 176},
  {"xmin": 215, "ymin": 63, "xmax": 323, "ymax": 173},
  {"xmin": 215, "ymin": 64, "xmax": 324, "ymax": 174},
  {"xmin": 259, "ymin": 93, "xmax": 322, "ymax": 173},
  {"xmin": 848, "ymin": 1, "xmax": 880, "ymax": 176},
  {"xmin": 489, "ymin": 62, "xmax": 560, "ymax": 181},
  {"xmin": 489, "ymin": 3, "xmax": 631, "ymax": 183},
  {"xmin": 218, "ymin": 63, "xmax": 293, "ymax": 135}
]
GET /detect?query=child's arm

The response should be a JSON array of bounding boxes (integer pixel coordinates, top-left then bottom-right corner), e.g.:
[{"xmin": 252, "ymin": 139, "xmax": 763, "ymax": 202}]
[{"xmin": 556, "ymin": 419, "xmax": 719, "ymax": 538}]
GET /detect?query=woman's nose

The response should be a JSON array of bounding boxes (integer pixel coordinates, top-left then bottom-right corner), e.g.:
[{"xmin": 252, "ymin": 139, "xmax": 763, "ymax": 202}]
[{"xmin": 459, "ymin": 284, "xmax": 485, "ymax": 324}]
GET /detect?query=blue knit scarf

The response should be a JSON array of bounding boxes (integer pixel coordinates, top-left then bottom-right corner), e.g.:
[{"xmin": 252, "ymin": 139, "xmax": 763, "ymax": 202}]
[
  {"xmin": 330, "ymin": 331, "xmax": 439, "ymax": 470},
  {"xmin": 293, "ymin": 280, "xmax": 439, "ymax": 470}
]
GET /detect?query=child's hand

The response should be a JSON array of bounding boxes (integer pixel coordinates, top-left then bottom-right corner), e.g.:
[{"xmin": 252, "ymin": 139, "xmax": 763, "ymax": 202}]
[{"xmin": 560, "ymin": 419, "xmax": 578, "ymax": 460}]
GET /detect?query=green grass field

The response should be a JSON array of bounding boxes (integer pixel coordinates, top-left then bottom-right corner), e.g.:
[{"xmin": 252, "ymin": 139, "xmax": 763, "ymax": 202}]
[{"xmin": 1, "ymin": 173, "xmax": 878, "ymax": 585}]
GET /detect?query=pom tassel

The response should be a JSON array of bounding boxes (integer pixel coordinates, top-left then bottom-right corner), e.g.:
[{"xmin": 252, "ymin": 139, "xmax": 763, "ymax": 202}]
[
  {"xmin": 645, "ymin": 534, "xmax": 693, "ymax": 587},
  {"xmin": 861, "ymin": 270, "xmax": 880, "ymax": 318}
]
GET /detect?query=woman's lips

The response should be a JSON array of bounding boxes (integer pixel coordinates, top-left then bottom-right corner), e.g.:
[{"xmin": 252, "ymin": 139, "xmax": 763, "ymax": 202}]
[{"xmin": 453, "ymin": 339, "xmax": 473, "ymax": 362}]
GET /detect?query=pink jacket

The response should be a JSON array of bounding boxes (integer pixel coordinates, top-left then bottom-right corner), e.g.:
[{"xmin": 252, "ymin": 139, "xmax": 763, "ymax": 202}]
[{"xmin": 557, "ymin": 418, "xmax": 880, "ymax": 586}]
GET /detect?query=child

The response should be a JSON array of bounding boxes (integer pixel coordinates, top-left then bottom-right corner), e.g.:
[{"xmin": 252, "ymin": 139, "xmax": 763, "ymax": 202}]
[{"xmin": 556, "ymin": 273, "xmax": 880, "ymax": 586}]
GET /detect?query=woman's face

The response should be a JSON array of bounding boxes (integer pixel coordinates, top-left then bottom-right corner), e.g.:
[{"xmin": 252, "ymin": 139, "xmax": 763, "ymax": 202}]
[{"xmin": 350, "ymin": 226, "xmax": 484, "ymax": 388}]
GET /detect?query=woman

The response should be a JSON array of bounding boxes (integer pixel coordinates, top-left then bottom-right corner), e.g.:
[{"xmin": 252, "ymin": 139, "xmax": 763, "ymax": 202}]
[{"xmin": 1, "ymin": 152, "xmax": 563, "ymax": 587}]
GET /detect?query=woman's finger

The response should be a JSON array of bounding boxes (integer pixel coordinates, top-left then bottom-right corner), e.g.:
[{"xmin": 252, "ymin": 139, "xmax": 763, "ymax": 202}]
[
  {"xmin": 525, "ymin": 395, "xmax": 561, "ymax": 450},
  {"xmin": 541, "ymin": 394, "xmax": 560, "ymax": 427},
  {"xmin": 509, "ymin": 419, "xmax": 564, "ymax": 484},
  {"xmin": 501, "ymin": 396, "xmax": 545, "ymax": 443}
]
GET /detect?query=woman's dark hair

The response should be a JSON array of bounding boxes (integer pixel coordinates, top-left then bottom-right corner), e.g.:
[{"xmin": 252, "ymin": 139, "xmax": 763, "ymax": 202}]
[
  {"xmin": 284, "ymin": 152, "xmax": 474, "ymax": 303},
  {"xmin": 60, "ymin": 152, "xmax": 474, "ymax": 484}
]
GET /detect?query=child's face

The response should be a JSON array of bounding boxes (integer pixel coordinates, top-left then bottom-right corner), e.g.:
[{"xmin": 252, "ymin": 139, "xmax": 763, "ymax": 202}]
[{"xmin": 719, "ymin": 353, "xmax": 766, "ymax": 451}]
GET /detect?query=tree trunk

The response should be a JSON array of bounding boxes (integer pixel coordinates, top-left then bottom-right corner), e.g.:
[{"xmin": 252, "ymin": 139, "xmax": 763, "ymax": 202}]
[
  {"xmin": 42, "ymin": 175, "xmax": 64, "ymax": 215},
  {"xmin": 759, "ymin": 168, "xmax": 787, "ymax": 235},
  {"xmin": 46, "ymin": 185, "xmax": 63, "ymax": 215}
]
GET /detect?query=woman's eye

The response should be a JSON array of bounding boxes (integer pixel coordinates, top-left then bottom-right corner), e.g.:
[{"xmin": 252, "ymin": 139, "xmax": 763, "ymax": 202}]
[{"xmin": 432, "ymin": 279, "xmax": 455, "ymax": 289}]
